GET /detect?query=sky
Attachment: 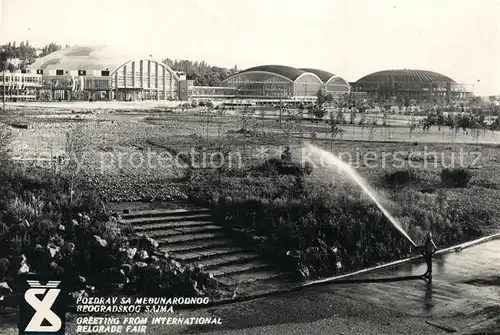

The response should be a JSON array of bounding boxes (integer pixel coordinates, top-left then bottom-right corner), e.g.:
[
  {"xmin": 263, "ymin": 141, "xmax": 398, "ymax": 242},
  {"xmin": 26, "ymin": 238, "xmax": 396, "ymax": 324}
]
[{"xmin": 0, "ymin": 0, "xmax": 499, "ymax": 95}]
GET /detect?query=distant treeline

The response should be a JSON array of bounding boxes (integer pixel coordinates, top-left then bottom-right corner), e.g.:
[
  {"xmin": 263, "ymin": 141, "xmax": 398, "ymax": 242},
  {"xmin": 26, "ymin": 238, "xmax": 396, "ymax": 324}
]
[
  {"xmin": 0, "ymin": 41, "xmax": 70, "ymax": 70},
  {"xmin": 162, "ymin": 58, "xmax": 239, "ymax": 86}
]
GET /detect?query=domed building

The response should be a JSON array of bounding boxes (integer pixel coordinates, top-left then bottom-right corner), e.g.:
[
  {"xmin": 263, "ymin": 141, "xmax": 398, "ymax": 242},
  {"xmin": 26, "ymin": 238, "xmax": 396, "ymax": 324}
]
[
  {"xmin": 27, "ymin": 45, "xmax": 180, "ymax": 101},
  {"xmin": 351, "ymin": 69, "xmax": 473, "ymax": 103},
  {"xmin": 222, "ymin": 65, "xmax": 349, "ymax": 101}
]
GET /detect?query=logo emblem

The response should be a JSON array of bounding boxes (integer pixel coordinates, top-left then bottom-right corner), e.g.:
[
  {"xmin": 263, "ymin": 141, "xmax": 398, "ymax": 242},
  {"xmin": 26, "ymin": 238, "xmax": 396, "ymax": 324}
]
[{"xmin": 19, "ymin": 279, "xmax": 66, "ymax": 335}]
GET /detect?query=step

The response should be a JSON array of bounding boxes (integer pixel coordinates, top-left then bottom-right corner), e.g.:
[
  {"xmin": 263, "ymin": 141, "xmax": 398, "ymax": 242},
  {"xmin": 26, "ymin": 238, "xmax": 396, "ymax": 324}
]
[
  {"xmin": 199, "ymin": 253, "xmax": 261, "ymax": 269},
  {"xmin": 120, "ymin": 213, "xmax": 213, "ymax": 225},
  {"xmin": 141, "ymin": 225, "xmax": 223, "ymax": 238},
  {"xmin": 134, "ymin": 221, "xmax": 215, "ymax": 232},
  {"xmin": 157, "ymin": 232, "xmax": 226, "ymax": 245},
  {"xmin": 173, "ymin": 246, "xmax": 247, "ymax": 262},
  {"xmin": 216, "ymin": 270, "xmax": 287, "ymax": 286},
  {"xmin": 160, "ymin": 238, "xmax": 234, "ymax": 253},
  {"xmin": 121, "ymin": 208, "xmax": 211, "ymax": 220},
  {"xmin": 210, "ymin": 260, "xmax": 273, "ymax": 277}
]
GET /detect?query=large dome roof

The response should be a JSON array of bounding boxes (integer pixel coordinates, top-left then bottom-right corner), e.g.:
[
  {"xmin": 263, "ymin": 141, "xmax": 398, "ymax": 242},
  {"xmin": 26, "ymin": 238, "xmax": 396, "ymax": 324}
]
[
  {"xmin": 237, "ymin": 65, "xmax": 306, "ymax": 81},
  {"xmin": 28, "ymin": 45, "xmax": 152, "ymax": 71},
  {"xmin": 232, "ymin": 65, "xmax": 345, "ymax": 84},
  {"xmin": 356, "ymin": 69, "xmax": 456, "ymax": 84},
  {"xmin": 299, "ymin": 68, "xmax": 335, "ymax": 83}
]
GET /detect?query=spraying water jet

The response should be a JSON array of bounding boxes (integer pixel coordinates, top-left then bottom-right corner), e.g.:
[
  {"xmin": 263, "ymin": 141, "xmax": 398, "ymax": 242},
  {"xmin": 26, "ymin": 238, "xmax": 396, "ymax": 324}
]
[{"xmin": 303, "ymin": 143, "xmax": 417, "ymax": 247}]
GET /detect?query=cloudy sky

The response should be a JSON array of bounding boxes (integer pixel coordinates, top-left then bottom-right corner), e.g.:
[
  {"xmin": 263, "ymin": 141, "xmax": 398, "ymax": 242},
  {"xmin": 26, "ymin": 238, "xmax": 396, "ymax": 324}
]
[{"xmin": 0, "ymin": 0, "xmax": 499, "ymax": 95}]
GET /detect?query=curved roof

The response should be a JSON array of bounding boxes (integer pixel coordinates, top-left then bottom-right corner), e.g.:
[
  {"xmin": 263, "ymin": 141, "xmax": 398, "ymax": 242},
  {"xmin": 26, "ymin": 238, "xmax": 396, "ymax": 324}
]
[
  {"xmin": 299, "ymin": 68, "xmax": 335, "ymax": 83},
  {"xmin": 237, "ymin": 65, "xmax": 305, "ymax": 81},
  {"xmin": 356, "ymin": 69, "xmax": 456, "ymax": 84},
  {"xmin": 28, "ymin": 45, "xmax": 155, "ymax": 71}
]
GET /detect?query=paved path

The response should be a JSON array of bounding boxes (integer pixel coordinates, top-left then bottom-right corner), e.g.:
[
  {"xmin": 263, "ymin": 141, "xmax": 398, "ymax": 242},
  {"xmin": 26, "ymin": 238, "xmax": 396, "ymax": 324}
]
[
  {"xmin": 187, "ymin": 239, "xmax": 500, "ymax": 335},
  {"xmin": 1, "ymin": 239, "xmax": 498, "ymax": 335}
]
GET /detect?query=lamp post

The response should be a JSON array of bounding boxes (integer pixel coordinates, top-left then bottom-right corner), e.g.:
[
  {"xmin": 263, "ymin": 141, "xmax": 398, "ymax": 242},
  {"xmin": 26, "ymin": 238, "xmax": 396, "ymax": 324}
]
[{"xmin": 1, "ymin": 48, "xmax": 6, "ymax": 112}]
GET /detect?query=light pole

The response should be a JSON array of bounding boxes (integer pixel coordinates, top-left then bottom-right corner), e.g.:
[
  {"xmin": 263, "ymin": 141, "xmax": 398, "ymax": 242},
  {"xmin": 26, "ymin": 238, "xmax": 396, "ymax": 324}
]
[{"xmin": 1, "ymin": 48, "xmax": 6, "ymax": 112}]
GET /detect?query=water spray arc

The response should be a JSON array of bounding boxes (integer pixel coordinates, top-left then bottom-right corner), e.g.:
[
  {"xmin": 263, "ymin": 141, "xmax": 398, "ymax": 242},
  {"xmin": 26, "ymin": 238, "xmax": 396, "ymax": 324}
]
[{"xmin": 303, "ymin": 143, "xmax": 417, "ymax": 248}]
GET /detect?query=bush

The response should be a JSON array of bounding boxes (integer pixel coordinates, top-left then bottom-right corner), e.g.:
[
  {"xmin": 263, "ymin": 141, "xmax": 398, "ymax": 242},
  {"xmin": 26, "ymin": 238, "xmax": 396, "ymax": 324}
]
[
  {"xmin": 0, "ymin": 163, "xmax": 215, "ymax": 298},
  {"xmin": 252, "ymin": 158, "xmax": 309, "ymax": 177},
  {"xmin": 440, "ymin": 168, "xmax": 471, "ymax": 187},
  {"xmin": 384, "ymin": 169, "xmax": 415, "ymax": 186}
]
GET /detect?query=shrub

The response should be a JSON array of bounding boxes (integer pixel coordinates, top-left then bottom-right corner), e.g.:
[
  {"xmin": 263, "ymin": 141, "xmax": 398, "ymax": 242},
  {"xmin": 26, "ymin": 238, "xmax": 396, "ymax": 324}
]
[
  {"xmin": 253, "ymin": 158, "xmax": 306, "ymax": 177},
  {"xmin": 0, "ymin": 163, "xmax": 215, "ymax": 298},
  {"xmin": 384, "ymin": 169, "xmax": 415, "ymax": 186},
  {"xmin": 440, "ymin": 168, "xmax": 471, "ymax": 187}
]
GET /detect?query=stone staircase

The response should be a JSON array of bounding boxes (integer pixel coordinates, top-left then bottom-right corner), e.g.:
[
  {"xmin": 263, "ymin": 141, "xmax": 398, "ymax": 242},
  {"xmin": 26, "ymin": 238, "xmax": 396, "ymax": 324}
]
[{"xmin": 118, "ymin": 205, "xmax": 287, "ymax": 287}]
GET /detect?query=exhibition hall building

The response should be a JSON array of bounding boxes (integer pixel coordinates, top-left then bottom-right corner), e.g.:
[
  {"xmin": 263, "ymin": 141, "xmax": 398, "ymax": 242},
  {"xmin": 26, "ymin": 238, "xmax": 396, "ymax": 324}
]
[{"xmin": 0, "ymin": 45, "xmax": 473, "ymax": 104}]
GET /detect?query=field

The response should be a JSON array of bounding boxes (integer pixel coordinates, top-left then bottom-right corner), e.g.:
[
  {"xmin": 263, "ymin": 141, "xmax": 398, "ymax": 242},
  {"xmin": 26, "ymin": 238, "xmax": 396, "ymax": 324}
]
[{"xmin": 3, "ymin": 104, "xmax": 500, "ymax": 249}]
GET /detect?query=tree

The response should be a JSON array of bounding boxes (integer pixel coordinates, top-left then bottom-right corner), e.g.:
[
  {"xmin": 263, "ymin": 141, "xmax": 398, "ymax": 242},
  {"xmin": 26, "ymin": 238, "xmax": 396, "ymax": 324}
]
[
  {"xmin": 349, "ymin": 107, "xmax": 357, "ymax": 125},
  {"xmin": 64, "ymin": 125, "xmax": 91, "ymax": 205},
  {"xmin": 309, "ymin": 90, "xmax": 328, "ymax": 119},
  {"xmin": 40, "ymin": 43, "xmax": 62, "ymax": 57},
  {"xmin": 326, "ymin": 118, "xmax": 343, "ymax": 150},
  {"xmin": 325, "ymin": 93, "xmax": 334, "ymax": 103},
  {"xmin": 162, "ymin": 58, "xmax": 236, "ymax": 86},
  {"xmin": 238, "ymin": 106, "xmax": 256, "ymax": 132}
]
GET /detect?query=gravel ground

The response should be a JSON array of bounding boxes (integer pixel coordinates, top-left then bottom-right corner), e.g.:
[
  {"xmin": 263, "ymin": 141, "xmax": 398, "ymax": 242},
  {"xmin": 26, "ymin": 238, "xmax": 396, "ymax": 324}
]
[{"xmin": 0, "ymin": 293, "xmax": 440, "ymax": 335}]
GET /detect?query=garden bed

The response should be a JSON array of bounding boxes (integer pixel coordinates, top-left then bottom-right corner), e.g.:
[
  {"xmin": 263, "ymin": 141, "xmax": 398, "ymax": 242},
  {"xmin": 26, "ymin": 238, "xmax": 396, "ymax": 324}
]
[{"xmin": 187, "ymin": 155, "xmax": 498, "ymax": 280}]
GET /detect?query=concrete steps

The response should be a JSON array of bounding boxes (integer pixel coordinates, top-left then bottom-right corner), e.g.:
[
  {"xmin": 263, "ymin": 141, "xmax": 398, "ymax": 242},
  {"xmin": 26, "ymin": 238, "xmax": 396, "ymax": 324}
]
[
  {"xmin": 120, "ymin": 205, "xmax": 290, "ymax": 287},
  {"xmin": 143, "ymin": 225, "xmax": 223, "ymax": 238},
  {"xmin": 134, "ymin": 221, "xmax": 215, "ymax": 232},
  {"xmin": 173, "ymin": 246, "xmax": 247, "ymax": 261},
  {"xmin": 160, "ymin": 238, "xmax": 235, "ymax": 253},
  {"xmin": 120, "ymin": 213, "xmax": 213, "ymax": 225},
  {"xmin": 122, "ymin": 208, "xmax": 211, "ymax": 220}
]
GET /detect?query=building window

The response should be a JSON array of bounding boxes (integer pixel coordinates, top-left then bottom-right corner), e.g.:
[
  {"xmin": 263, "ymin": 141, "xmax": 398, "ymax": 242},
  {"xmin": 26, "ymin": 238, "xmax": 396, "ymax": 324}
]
[
  {"xmin": 101, "ymin": 70, "xmax": 110, "ymax": 76},
  {"xmin": 37, "ymin": 69, "xmax": 43, "ymax": 75},
  {"xmin": 56, "ymin": 70, "xmax": 64, "ymax": 75},
  {"xmin": 78, "ymin": 70, "xmax": 86, "ymax": 76}
]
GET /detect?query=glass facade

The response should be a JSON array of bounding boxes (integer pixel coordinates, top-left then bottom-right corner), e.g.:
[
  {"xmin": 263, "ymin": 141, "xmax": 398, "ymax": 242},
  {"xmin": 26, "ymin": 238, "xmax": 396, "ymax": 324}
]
[
  {"xmin": 191, "ymin": 86, "xmax": 237, "ymax": 98},
  {"xmin": 224, "ymin": 72, "xmax": 294, "ymax": 98},
  {"xmin": 294, "ymin": 74, "xmax": 323, "ymax": 97},
  {"xmin": 352, "ymin": 80, "xmax": 473, "ymax": 102},
  {"xmin": 222, "ymin": 70, "xmax": 349, "ymax": 100},
  {"xmin": 111, "ymin": 59, "xmax": 178, "ymax": 101},
  {"xmin": 325, "ymin": 77, "xmax": 350, "ymax": 94}
]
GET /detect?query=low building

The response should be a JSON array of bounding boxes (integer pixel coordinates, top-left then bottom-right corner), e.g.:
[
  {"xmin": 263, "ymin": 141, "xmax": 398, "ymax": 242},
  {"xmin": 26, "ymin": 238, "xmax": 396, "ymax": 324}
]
[
  {"xmin": 351, "ymin": 69, "xmax": 473, "ymax": 103},
  {"xmin": 27, "ymin": 45, "xmax": 180, "ymax": 101},
  {"xmin": 0, "ymin": 71, "xmax": 43, "ymax": 101},
  {"xmin": 222, "ymin": 65, "xmax": 350, "ymax": 101},
  {"xmin": 184, "ymin": 65, "xmax": 350, "ymax": 104}
]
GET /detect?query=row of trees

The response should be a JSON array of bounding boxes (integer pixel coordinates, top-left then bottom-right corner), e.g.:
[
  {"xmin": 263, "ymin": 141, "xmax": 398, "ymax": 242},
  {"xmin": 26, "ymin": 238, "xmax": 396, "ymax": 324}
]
[
  {"xmin": 422, "ymin": 112, "xmax": 500, "ymax": 132},
  {"xmin": 1, "ymin": 41, "xmax": 68, "ymax": 70},
  {"xmin": 1, "ymin": 41, "xmax": 67, "ymax": 59},
  {"xmin": 162, "ymin": 58, "xmax": 238, "ymax": 86}
]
